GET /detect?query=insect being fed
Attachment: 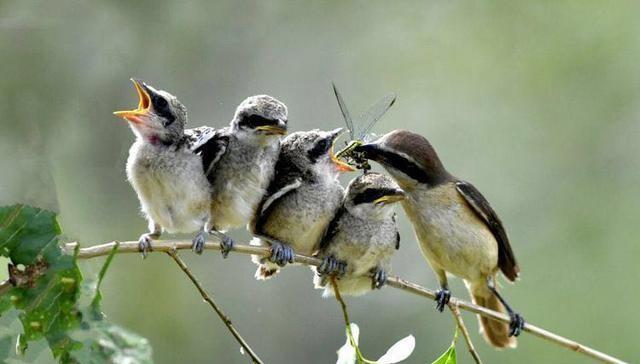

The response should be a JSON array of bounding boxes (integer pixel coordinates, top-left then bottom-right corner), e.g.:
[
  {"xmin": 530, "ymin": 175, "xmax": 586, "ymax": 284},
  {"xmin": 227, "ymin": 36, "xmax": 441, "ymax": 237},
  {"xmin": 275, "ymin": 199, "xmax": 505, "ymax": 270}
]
[{"xmin": 332, "ymin": 83, "xmax": 397, "ymax": 172}]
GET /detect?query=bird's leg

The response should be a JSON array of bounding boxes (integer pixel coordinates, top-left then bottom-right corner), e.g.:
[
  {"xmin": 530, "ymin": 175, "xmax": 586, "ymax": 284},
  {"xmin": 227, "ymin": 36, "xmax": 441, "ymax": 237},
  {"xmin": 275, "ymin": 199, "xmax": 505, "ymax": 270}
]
[
  {"xmin": 191, "ymin": 227, "xmax": 209, "ymax": 255},
  {"xmin": 254, "ymin": 234, "xmax": 294, "ymax": 267},
  {"xmin": 434, "ymin": 269, "xmax": 451, "ymax": 312},
  {"xmin": 487, "ymin": 276, "xmax": 525, "ymax": 337},
  {"xmin": 139, "ymin": 221, "xmax": 161, "ymax": 259},
  {"xmin": 317, "ymin": 255, "xmax": 347, "ymax": 278},
  {"xmin": 209, "ymin": 230, "xmax": 234, "ymax": 258},
  {"xmin": 371, "ymin": 266, "xmax": 387, "ymax": 290}
]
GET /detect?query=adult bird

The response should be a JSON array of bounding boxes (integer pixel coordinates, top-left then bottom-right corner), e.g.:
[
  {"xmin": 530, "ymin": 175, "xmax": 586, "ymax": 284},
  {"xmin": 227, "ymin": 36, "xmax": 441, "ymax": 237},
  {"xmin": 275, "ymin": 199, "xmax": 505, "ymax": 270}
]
[{"xmin": 353, "ymin": 129, "xmax": 524, "ymax": 348}]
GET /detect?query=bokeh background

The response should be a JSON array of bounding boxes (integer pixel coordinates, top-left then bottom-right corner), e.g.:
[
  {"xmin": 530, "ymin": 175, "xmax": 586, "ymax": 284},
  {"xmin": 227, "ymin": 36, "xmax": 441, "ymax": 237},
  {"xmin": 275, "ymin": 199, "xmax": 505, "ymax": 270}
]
[{"xmin": 1, "ymin": 1, "xmax": 639, "ymax": 363}]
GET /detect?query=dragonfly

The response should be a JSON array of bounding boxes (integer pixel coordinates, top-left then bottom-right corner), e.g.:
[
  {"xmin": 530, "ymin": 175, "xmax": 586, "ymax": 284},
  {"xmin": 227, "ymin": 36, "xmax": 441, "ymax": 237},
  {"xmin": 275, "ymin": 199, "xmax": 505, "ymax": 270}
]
[{"xmin": 332, "ymin": 82, "xmax": 397, "ymax": 172}]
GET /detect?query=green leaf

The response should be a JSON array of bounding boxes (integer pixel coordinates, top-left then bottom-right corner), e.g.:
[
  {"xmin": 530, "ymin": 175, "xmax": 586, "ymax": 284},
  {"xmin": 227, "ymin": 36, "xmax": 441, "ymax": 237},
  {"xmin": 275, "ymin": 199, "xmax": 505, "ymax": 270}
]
[
  {"xmin": 430, "ymin": 341, "xmax": 456, "ymax": 364},
  {"xmin": 0, "ymin": 204, "xmax": 83, "ymax": 360},
  {"xmin": 68, "ymin": 241, "xmax": 153, "ymax": 364},
  {"xmin": 0, "ymin": 205, "xmax": 153, "ymax": 363}
]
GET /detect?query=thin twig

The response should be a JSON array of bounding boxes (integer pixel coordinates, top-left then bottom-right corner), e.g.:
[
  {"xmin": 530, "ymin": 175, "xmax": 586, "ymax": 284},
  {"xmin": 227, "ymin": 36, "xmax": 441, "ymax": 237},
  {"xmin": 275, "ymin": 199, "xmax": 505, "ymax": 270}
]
[
  {"xmin": 62, "ymin": 240, "xmax": 628, "ymax": 364},
  {"xmin": 165, "ymin": 248, "xmax": 264, "ymax": 364},
  {"xmin": 448, "ymin": 301, "xmax": 483, "ymax": 364},
  {"xmin": 330, "ymin": 276, "xmax": 374, "ymax": 364}
]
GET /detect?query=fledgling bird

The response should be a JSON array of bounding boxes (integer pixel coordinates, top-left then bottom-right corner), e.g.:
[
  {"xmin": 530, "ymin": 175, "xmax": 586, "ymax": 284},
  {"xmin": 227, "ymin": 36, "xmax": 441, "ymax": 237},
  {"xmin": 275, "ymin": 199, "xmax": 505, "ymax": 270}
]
[
  {"xmin": 250, "ymin": 128, "xmax": 355, "ymax": 279},
  {"xmin": 353, "ymin": 129, "xmax": 524, "ymax": 349},
  {"xmin": 193, "ymin": 94, "xmax": 288, "ymax": 256},
  {"xmin": 114, "ymin": 79, "xmax": 213, "ymax": 257},
  {"xmin": 313, "ymin": 172, "xmax": 404, "ymax": 297}
]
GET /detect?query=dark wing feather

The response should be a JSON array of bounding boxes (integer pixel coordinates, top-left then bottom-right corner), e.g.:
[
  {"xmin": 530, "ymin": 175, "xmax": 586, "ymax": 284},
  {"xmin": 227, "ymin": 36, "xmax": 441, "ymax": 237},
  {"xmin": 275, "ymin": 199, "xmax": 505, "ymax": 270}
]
[
  {"xmin": 392, "ymin": 213, "xmax": 400, "ymax": 250},
  {"xmin": 317, "ymin": 206, "xmax": 346, "ymax": 253},
  {"xmin": 186, "ymin": 126, "xmax": 229, "ymax": 182},
  {"xmin": 455, "ymin": 181, "xmax": 519, "ymax": 281}
]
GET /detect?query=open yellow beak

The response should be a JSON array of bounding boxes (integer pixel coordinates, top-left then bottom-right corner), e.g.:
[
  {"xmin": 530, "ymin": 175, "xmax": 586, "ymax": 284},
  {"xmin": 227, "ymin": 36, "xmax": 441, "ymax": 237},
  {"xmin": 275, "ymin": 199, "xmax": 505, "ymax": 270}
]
[
  {"xmin": 113, "ymin": 79, "xmax": 151, "ymax": 124},
  {"xmin": 255, "ymin": 125, "xmax": 287, "ymax": 136},
  {"xmin": 331, "ymin": 139, "xmax": 356, "ymax": 172},
  {"xmin": 373, "ymin": 191, "xmax": 406, "ymax": 205}
]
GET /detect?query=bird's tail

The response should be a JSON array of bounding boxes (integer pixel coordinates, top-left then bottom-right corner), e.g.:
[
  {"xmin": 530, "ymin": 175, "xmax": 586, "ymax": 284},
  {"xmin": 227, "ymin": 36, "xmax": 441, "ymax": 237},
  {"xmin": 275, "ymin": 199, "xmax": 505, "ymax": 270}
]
[{"xmin": 468, "ymin": 280, "xmax": 517, "ymax": 349}]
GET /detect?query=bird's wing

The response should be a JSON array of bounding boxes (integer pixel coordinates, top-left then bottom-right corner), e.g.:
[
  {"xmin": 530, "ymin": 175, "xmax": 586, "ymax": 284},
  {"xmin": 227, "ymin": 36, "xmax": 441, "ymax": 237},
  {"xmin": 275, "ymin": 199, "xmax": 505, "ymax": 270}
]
[
  {"xmin": 259, "ymin": 178, "xmax": 302, "ymax": 216},
  {"xmin": 455, "ymin": 181, "xmax": 519, "ymax": 281},
  {"xmin": 392, "ymin": 213, "xmax": 400, "ymax": 250},
  {"xmin": 186, "ymin": 126, "xmax": 230, "ymax": 180},
  {"xmin": 316, "ymin": 206, "xmax": 346, "ymax": 254}
]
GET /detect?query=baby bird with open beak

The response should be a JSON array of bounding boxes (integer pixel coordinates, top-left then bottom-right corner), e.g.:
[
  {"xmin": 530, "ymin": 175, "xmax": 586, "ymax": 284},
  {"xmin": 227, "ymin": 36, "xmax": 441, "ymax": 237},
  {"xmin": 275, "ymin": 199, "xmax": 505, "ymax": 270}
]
[
  {"xmin": 313, "ymin": 172, "xmax": 404, "ymax": 297},
  {"xmin": 114, "ymin": 79, "xmax": 212, "ymax": 257},
  {"xmin": 250, "ymin": 128, "xmax": 355, "ymax": 279}
]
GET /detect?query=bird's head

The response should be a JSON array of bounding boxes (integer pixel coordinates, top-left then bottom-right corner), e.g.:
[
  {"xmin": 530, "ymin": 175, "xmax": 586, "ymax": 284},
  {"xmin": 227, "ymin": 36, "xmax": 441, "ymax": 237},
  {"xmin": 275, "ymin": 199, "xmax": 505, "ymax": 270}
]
[
  {"xmin": 279, "ymin": 128, "xmax": 355, "ymax": 179},
  {"xmin": 230, "ymin": 95, "xmax": 288, "ymax": 143},
  {"xmin": 114, "ymin": 79, "xmax": 187, "ymax": 145},
  {"xmin": 344, "ymin": 172, "xmax": 405, "ymax": 219},
  {"xmin": 353, "ymin": 129, "xmax": 451, "ymax": 189}
]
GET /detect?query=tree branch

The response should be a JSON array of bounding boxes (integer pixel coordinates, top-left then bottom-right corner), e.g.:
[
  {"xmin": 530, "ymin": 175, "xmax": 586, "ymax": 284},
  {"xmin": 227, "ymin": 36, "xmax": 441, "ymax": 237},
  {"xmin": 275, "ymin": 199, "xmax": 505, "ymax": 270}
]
[
  {"xmin": 448, "ymin": 301, "xmax": 482, "ymax": 364},
  {"xmin": 165, "ymin": 248, "xmax": 264, "ymax": 364},
  {"xmin": 64, "ymin": 240, "xmax": 628, "ymax": 364}
]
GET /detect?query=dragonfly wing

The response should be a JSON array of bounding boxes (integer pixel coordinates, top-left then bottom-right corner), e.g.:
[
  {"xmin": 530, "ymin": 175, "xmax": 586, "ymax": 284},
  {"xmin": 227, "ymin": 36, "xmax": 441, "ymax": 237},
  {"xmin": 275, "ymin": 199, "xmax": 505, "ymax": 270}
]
[
  {"xmin": 332, "ymin": 82, "xmax": 355, "ymax": 140},
  {"xmin": 357, "ymin": 93, "xmax": 397, "ymax": 140}
]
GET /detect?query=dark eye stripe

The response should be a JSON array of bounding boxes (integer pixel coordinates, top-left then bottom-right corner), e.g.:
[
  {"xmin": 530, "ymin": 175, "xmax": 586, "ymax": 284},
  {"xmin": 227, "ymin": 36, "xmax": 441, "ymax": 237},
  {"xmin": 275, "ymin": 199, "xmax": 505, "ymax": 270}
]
[
  {"xmin": 307, "ymin": 137, "xmax": 331, "ymax": 163},
  {"xmin": 151, "ymin": 94, "xmax": 175, "ymax": 126},
  {"xmin": 239, "ymin": 114, "xmax": 280, "ymax": 128},
  {"xmin": 365, "ymin": 147, "xmax": 432, "ymax": 184},
  {"xmin": 353, "ymin": 188, "xmax": 398, "ymax": 205}
]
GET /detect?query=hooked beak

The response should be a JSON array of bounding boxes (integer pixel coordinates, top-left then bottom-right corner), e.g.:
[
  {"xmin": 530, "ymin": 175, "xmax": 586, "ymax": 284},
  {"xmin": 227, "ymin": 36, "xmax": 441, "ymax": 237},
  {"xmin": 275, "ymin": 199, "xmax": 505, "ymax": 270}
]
[
  {"xmin": 373, "ymin": 189, "xmax": 406, "ymax": 205},
  {"xmin": 329, "ymin": 128, "xmax": 356, "ymax": 172},
  {"xmin": 255, "ymin": 119, "xmax": 287, "ymax": 135},
  {"xmin": 113, "ymin": 79, "xmax": 152, "ymax": 125},
  {"xmin": 352, "ymin": 141, "xmax": 381, "ymax": 161}
]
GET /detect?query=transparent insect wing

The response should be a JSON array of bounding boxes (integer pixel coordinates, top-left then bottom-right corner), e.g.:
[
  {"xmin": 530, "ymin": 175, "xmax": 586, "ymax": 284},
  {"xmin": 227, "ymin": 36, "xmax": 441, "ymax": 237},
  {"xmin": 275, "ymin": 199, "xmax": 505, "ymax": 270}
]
[
  {"xmin": 332, "ymin": 83, "xmax": 355, "ymax": 140},
  {"xmin": 356, "ymin": 93, "xmax": 397, "ymax": 140}
]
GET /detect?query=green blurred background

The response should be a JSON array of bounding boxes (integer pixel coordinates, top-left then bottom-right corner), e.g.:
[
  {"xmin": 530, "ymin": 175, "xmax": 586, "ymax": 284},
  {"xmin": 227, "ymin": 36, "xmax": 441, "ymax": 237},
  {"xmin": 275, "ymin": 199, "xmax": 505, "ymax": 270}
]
[{"xmin": 1, "ymin": 1, "xmax": 638, "ymax": 363}]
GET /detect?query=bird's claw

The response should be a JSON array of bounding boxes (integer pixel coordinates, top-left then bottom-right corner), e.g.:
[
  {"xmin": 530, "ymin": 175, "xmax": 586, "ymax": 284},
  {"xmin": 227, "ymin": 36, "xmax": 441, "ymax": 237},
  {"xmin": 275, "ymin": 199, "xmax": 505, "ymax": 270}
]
[
  {"xmin": 435, "ymin": 288, "xmax": 451, "ymax": 312},
  {"xmin": 220, "ymin": 235, "xmax": 234, "ymax": 258},
  {"xmin": 508, "ymin": 312, "xmax": 525, "ymax": 337},
  {"xmin": 318, "ymin": 256, "xmax": 347, "ymax": 277},
  {"xmin": 191, "ymin": 232, "xmax": 207, "ymax": 255},
  {"xmin": 269, "ymin": 242, "xmax": 294, "ymax": 267},
  {"xmin": 371, "ymin": 267, "xmax": 387, "ymax": 290},
  {"xmin": 138, "ymin": 234, "xmax": 153, "ymax": 259}
]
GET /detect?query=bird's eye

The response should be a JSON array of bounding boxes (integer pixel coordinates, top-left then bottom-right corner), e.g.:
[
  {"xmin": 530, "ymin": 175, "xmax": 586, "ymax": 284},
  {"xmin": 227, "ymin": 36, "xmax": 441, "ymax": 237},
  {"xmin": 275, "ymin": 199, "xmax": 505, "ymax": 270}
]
[
  {"xmin": 155, "ymin": 96, "xmax": 168, "ymax": 109},
  {"xmin": 317, "ymin": 139, "xmax": 330, "ymax": 151}
]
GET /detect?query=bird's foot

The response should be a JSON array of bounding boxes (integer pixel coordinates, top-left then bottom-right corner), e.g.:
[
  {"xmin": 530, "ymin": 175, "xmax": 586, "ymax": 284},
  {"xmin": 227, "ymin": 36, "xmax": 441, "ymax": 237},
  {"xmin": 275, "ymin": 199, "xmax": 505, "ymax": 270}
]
[
  {"xmin": 318, "ymin": 256, "xmax": 347, "ymax": 277},
  {"xmin": 508, "ymin": 312, "xmax": 525, "ymax": 337},
  {"xmin": 435, "ymin": 288, "xmax": 451, "ymax": 312},
  {"xmin": 191, "ymin": 231, "xmax": 207, "ymax": 255},
  {"xmin": 371, "ymin": 267, "xmax": 387, "ymax": 290},
  {"xmin": 219, "ymin": 234, "xmax": 234, "ymax": 259},
  {"xmin": 269, "ymin": 241, "xmax": 294, "ymax": 267},
  {"xmin": 138, "ymin": 234, "xmax": 154, "ymax": 259}
]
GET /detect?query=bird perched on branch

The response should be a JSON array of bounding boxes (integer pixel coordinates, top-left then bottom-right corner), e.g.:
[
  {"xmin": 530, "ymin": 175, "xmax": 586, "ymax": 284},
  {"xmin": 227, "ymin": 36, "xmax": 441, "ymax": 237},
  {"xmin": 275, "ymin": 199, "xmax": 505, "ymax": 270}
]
[
  {"xmin": 192, "ymin": 94, "xmax": 288, "ymax": 256},
  {"xmin": 114, "ymin": 79, "xmax": 213, "ymax": 257},
  {"xmin": 352, "ymin": 129, "xmax": 524, "ymax": 349},
  {"xmin": 313, "ymin": 172, "xmax": 404, "ymax": 297},
  {"xmin": 250, "ymin": 128, "xmax": 355, "ymax": 279}
]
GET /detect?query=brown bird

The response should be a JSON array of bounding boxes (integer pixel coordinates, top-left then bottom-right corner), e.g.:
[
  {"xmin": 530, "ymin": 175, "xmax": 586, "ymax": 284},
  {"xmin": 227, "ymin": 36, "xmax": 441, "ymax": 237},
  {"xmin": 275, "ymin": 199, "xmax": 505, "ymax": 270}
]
[{"xmin": 353, "ymin": 129, "xmax": 524, "ymax": 349}]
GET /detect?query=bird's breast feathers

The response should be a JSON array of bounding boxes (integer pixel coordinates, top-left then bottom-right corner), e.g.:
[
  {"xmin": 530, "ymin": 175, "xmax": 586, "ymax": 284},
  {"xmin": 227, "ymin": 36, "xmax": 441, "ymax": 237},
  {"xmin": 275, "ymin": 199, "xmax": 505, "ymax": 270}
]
[
  {"xmin": 403, "ymin": 183, "xmax": 498, "ymax": 280},
  {"xmin": 127, "ymin": 142, "xmax": 211, "ymax": 233}
]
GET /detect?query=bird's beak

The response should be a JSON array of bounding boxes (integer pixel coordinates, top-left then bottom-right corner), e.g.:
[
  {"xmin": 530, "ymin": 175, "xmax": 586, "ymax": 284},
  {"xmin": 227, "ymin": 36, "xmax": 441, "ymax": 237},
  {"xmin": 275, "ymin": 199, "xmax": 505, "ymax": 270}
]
[
  {"xmin": 255, "ymin": 119, "xmax": 287, "ymax": 135},
  {"xmin": 352, "ymin": 142, "xmax": 381, "ymax": 161},
  {"xmin": 329, "ymin": 128, "xmax": 356, "ymax": 172},
  {"xmin": 373, "ymin": 189, "xmax": 406, "ymax": 205},
  {"xmin": 113, "ymin": 79, "xmax": 152, "ymax": 125}
]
